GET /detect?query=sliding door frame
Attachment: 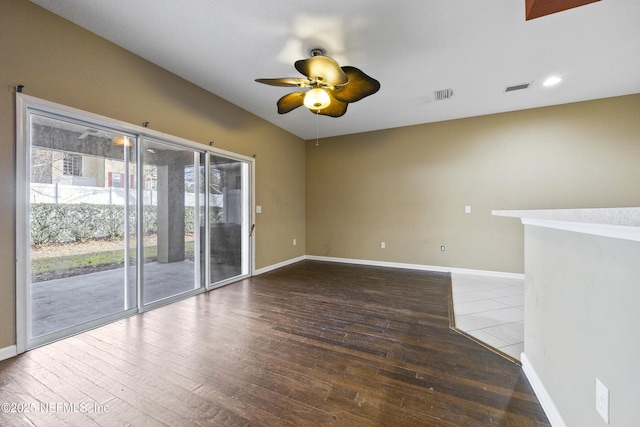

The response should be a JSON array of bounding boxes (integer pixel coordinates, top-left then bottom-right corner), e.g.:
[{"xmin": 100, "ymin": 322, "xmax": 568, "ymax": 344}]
[
  {"xmin": 15, "ymin": 94, "xmax": 255, "ymax": 353},
  {"xmin": 206, "ymin": 154, "xmax": 253, "ymax": 290}
]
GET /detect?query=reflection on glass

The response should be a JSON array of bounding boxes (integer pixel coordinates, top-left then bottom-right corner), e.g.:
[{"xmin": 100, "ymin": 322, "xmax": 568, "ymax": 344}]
[{"xmin": 208, "ymin": 155, "xmax": 249, "ymax": 284}]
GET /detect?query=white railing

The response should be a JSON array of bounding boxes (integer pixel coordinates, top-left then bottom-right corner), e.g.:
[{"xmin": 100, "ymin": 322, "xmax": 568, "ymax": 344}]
[{"xmin": 30, "ymin": 183, "xmax": 222, "ymax": 207}]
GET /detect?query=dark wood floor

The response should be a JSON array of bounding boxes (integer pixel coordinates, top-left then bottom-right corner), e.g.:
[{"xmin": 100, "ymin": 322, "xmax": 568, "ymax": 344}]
[{"xmin": 0, "ymin": 261, "xmax": 549, "ymax": 426}]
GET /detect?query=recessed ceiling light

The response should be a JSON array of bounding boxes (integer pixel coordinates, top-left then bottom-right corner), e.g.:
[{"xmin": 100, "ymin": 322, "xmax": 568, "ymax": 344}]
[{"xmin": 543, "ymin": 76, "xmax": 562, "ymax": 87}]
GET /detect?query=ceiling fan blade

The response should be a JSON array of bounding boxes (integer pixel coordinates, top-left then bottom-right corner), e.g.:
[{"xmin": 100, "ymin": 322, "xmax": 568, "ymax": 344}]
[
  {"xmin": 309, "ymin": 91, "xmax": 348, "ymax": 118},
  {"xmin": 255, "ymin": 77, "xmax": 310, "ymax": 87},
  {"xmin": 277, "ymin": 91, "xmax": 306, "ymax": 114},
  {"xmin": 295, "ymin": 56, "xmax": 348, "ymax": 86},
  {"xmin": 332, "ymin": 66, "xmax": 380, "ymax": 103}
]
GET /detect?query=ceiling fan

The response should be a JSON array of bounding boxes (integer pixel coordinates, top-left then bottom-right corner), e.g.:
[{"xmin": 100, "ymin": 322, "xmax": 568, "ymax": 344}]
[{"xmin": 255, "ymin": 48, "xmax": 380, "ymax": 117}]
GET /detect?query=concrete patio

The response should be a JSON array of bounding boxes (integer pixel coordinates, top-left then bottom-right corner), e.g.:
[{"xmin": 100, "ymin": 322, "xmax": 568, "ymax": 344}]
[{"xmin": 31, "ymin": 260, "xmax": 197, "ymax": 337}]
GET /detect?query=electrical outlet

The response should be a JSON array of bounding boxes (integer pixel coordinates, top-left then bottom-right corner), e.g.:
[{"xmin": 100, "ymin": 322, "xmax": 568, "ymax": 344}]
[
  {"xmin": 293, "ymin": 238, "xmax": 296, "ymax": 246},
  {"xmin": 381, "ymin": 241, "xmax": 386, "ymax": 249},
  {"xmin": 465, "ymin": 205, "xmax": 471, "ymax": 214},
  {"xmin": 595, "ymin": 378, "xmax": 610, "ymax": 424}
]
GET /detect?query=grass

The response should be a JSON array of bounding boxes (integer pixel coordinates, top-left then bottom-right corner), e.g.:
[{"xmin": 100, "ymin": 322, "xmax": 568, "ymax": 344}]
[
  {"xmin": 31, "ymin": 236, "xmax": 194, "ymax": 280},
  {"xmin": 33, "ymin": 249, "xmax": 133, "ymax": 274}
]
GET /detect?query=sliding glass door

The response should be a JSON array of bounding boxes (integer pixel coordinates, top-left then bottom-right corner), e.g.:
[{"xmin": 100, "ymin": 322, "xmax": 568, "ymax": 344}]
[
  {"xmin": 141, "ymin": 139, "xmax": 204, "ymax": 305},
  {"xmin": 207, "ymin": 155, "xmax": 250, "ymax": 287},
  {"xmin": 27, "ymin": 113, "xmax": 137, "ymax": 345},
  {"xmin": 18, "ymin": 96, "xmax": 253, "ymax": 351}
]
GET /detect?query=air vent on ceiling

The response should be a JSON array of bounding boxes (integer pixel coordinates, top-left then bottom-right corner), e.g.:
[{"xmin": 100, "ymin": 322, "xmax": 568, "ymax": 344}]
[
  {"xmin": 434, "ymin": 88, "xmax": 454, "ymax": 101},
  {"xmin": 505, "ymin": 83, "xmax": 531, "ymax": 92}
]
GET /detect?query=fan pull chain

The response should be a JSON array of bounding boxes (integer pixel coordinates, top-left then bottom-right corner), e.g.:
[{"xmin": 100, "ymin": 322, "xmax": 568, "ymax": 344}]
[{"xmin": 315, "ymin": 109, "xmax": 320, "ymax": 146}]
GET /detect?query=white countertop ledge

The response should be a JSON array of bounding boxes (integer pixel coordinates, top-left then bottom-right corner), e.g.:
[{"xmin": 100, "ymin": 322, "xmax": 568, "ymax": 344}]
[{"xmin": 492, "ymin": 207, "xmax": 640, "ymax": 242}]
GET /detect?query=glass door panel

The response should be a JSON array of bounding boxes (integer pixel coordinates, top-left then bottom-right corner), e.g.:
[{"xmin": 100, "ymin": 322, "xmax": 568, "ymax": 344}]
[
  {"xmin": 141, "ymin": 139, "xmax": 204, "ymax": 305},
  {"xmin": 28, "ymin": 113, "xmax": 137, "ymax": 342},
  {"xmin": 208, "ymin": 154, "xmax": 250, "ymax": 286}
]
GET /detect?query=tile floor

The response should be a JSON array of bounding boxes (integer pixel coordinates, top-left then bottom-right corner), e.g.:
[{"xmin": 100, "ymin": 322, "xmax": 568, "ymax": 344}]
[{"xmin": 450, "ymin": 272, "xmax": 524, "ymax": 361}]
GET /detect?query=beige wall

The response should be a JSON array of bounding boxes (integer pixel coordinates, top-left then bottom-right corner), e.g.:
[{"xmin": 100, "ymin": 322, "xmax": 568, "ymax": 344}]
[
  {"xmin": 306, "ymin": 94, "xmax": 640, "ymax": 273},
  {"xmin": 0, "ymin": 0, "xmax": 306, "ymax": 348}
]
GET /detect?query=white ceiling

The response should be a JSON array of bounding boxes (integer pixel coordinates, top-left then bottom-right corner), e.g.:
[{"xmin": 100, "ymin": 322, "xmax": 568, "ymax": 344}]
[{"xmin": 30, "ymin": 0, "xmax": 640, "ymax": 140}]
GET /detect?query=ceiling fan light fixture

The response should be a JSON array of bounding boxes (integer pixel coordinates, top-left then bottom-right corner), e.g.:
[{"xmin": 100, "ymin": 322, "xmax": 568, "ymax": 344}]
[
  {"xmin": 304, "ymin": 88, "xmax": 331, "ymax": 110},
  {"xmin": 256, "ymin": 50, "xmax": 379, "ymax": 117}
]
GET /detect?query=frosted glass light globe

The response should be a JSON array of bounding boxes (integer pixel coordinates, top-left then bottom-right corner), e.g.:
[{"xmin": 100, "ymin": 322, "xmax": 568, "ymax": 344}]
[{"xmin": 304, "ymin": 88, "xmax": 331, "ymax": 109}]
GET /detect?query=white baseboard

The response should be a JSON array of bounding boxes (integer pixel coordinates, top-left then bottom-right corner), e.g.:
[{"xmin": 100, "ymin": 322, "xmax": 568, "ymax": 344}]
[
  {"xmin": 305, "ymin": 255, "xmax": 524, "ymax": 279},
  {"xmin": 253, "ymin": 255, "xmax": 306, "ymax": 276},
  {"xmin": 0, "ymin": 345, "xmax": 17, "ymax": 362},
  {"xmin": 253, "ymin": 255, "xmax": 524, "ymax": 287},
  {"xmin": 521, "ymin": 353, "xmax": 566, "ymax": 427}
]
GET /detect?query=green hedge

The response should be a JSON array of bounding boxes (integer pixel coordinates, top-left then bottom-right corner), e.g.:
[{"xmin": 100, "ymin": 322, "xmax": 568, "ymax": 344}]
[{"xmin": 30, "ymin": 203, "xmax": 205, "ymax": 246}]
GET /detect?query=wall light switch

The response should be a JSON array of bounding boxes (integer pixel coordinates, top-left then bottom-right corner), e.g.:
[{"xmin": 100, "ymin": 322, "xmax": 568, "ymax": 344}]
[
  {"xmin": 293, "ymin": 238, "xmax": 296, "ymax": 246},
  {"xmin": 465, "ymin": 205, "xmax": 471, "ymax": 214},
  {"xmin": 256, "ymin": 205, "xmax": 262, "ymax": 213},
  {"xmin": 381, "ymin": 242, "xmax": 386, "ymax": 249},
  {"xmin": 596, "ymin": 378, "xmax": 610, "ymax": 424}
]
